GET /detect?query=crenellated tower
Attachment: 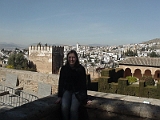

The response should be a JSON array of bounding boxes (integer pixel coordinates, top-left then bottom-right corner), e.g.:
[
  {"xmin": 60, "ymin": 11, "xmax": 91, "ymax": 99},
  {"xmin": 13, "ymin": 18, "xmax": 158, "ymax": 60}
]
[{"xmin": 29, "ymin": 43, "xmax": 64, "ymax": 74}]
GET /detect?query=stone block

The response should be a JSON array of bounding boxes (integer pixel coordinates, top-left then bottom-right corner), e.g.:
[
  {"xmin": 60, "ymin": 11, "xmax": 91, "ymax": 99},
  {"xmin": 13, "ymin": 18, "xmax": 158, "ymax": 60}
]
[
  {"xmin": 37, "ymin": 82, "xmax": 52, "ymax": 98},
  {"xmin": 5, "ymin": 73, "xmax": 18, "ymax": 87}
]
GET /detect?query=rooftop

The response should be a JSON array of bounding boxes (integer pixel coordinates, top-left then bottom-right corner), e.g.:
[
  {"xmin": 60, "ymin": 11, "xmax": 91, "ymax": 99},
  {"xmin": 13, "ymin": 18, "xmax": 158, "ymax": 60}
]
[{"xmin": 119, "ymin": 57, "xmax": 160, "ymax": 67}]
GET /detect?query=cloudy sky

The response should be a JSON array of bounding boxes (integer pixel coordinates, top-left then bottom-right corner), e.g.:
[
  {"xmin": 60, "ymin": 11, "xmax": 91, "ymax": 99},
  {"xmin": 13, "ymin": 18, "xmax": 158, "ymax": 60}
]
[{"xmin": 0, "ymin": 0, "xmax": 160, "ymax": 46}]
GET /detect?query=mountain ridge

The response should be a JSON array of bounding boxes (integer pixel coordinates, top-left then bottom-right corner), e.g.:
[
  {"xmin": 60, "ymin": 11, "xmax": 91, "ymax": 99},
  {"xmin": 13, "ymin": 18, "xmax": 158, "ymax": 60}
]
[
  {"xmin": 141, "ymin": 38, "xmax": 160, "ymax": 44},
  {"xmin": 0, "ymin": 38, "xmax": 160, "ymax": 49},
  {"xmin": 0, "ymin": 42, "xmax": 27, "ymax": 50}
]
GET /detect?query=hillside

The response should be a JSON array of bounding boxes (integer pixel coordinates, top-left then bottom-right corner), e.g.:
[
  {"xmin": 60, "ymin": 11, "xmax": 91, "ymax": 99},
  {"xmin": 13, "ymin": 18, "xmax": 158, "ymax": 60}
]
[
  {"xmin": 0, "ymin": 42, "xmax": 27, "ymax": 50},
  {"xmin": 141, "ymin": 38, "xmax": 160, "ymax": 44},
  {"xmin": 0, "ymin": 38, "xmax": 160, "ymax": 50}
]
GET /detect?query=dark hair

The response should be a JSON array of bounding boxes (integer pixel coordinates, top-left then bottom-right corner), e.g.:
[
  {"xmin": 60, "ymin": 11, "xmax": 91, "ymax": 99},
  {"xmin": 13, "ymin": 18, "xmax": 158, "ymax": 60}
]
[{"xmin": 65, "ymin": 50, "xmax": 79, "ymax": 67}]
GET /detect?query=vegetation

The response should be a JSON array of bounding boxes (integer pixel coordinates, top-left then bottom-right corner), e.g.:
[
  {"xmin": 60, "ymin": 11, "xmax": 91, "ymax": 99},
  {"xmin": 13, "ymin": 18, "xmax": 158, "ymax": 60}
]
[
  {"xmin": 124, "ymin": 49, "xmax": 137, "ymax": 57},
  {"xmin": 7, "ymin": 53, "xmax": 28, "ymax": 69},
  {"xmin": 140, "ymin": 76, "xmax": 155, "ymax": 86},
  {"xmin": 148, "ymin": 51, "xmax": 160, "ymax": 57},
  {"xmin": 7, "ymin": 53, "xmax": 36, "ymax": 71},
  {"xmin": 126, "ymin": 76, "xmax": 137, "ymax": 84}
]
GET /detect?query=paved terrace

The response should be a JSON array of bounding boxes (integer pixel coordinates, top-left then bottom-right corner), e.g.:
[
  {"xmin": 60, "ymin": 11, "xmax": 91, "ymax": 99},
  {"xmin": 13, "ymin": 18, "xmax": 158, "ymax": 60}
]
[{"xmin": 0, "ymin": 90, "xmax": 160, "ymax": 120}]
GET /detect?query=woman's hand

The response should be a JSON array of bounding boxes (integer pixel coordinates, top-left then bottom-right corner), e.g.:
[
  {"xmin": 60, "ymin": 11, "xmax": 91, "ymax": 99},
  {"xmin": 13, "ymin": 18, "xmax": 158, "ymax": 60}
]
[{"xmin": 55, "ymin": 97, "xmax": 62, "ymax": 104}]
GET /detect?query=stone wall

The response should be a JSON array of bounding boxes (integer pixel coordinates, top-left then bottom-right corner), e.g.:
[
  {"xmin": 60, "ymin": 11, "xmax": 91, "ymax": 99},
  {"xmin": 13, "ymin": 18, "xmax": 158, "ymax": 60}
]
[
  {"xmin": 0, "ymin": 67, "xmax": 59, "ymax": 94},
  {"xmin": 29, "ymin": 45, "xmax": 53, "ymax": 74}
]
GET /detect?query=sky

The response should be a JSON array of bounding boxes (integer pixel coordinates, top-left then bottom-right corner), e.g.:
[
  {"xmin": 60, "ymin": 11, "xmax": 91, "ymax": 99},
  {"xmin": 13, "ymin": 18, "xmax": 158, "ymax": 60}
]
[{"xmin": 0, "ymin": 0, "xmax": 160, "ymax": 46}]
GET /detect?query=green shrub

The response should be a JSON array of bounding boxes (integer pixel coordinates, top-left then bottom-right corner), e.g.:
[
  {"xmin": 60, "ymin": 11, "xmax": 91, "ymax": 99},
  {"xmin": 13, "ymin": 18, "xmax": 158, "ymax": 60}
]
[
  {"xmin": 6, "ymin": 65, "xmax": 14, "ymax": 69},
  {"xmin": 126, "ymin": 76, "xmax": 137, "ymax": 84},
  {"xmin": 141, "ymin": 76, "xmax": 155, "ymax": 86}
]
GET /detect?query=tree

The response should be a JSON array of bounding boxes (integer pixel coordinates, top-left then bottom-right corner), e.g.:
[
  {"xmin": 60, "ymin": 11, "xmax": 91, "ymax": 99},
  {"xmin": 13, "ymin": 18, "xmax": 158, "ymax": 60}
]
[
  {"xmin": 141, "ymin": 47, "xmax": 145, "ymax": 51},
  {"xmin": 124, "ymin": 49, "xmax": 137, "ymax": 57},
  {"xmin": 148, "ymin": 51, "xmax": 160, "ymax": 57},
  {"xmin": 7, "ymin": 53, "xmax": 28, "ymax": 69},
  {"xmin": 1, "ymin": 48, "xmax": 4, "ymax": 52},
  {"xmin": 15, "ymin": 48, "xmax": 19, "ymax": 51},
  {"xmin": 141, "ymin": 76, "xmax": 155, "ymax": 86}
]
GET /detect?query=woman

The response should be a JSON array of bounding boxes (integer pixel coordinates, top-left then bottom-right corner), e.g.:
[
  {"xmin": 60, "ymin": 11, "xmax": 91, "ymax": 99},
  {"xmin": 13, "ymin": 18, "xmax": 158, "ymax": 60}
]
[{"xmin": 55, "ymin": 50, "xmax": 88, "ymax": 120}]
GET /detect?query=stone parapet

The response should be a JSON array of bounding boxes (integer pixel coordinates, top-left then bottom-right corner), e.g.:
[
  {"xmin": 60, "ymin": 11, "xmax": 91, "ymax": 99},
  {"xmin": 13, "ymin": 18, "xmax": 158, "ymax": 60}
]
[
  {"xmin": 87, "ymin": 91, "xmax": 160, "ymax": 119},
  {"xmin": 0, "ymin": 91, "xmax": 160, "ymax": 120}
]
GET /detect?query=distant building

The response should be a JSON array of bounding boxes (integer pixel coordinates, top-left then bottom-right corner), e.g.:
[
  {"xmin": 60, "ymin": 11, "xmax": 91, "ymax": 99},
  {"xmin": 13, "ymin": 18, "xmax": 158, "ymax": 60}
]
[
  {"xmin": 76, "ymin": 43, "xmax": 79, "ymax": 51},
  {"xmin": 119, "ymin": 57, "xmax": 160, "ymax": 80},
  {"xmin": 29, "ymin": 44, "xmax": 64, "ymax": 74}
]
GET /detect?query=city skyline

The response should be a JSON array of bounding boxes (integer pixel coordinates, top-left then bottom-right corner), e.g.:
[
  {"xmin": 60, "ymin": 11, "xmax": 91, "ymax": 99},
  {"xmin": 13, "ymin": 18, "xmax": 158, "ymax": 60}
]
[{"xmin": 1, "ymin": 0, "xmax": 160, "ymax": 46}]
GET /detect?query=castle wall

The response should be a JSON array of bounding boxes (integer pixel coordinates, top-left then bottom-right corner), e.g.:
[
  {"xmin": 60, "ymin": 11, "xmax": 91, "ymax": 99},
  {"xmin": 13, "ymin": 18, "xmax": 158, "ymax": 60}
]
[
  {"xmin": 52, "ymin": 46, "xmax": 64, "ymax": 74},
  {"xmin": 29, "ymin": 45, "xmax": 64, "ymax": 74}
]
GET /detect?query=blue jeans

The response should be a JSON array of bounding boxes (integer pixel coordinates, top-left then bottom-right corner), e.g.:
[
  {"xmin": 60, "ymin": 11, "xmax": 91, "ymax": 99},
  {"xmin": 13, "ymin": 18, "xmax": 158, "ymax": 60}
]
[{"xmin": 61, "ymin": 90, "xmax": 80, "ymax": 120}]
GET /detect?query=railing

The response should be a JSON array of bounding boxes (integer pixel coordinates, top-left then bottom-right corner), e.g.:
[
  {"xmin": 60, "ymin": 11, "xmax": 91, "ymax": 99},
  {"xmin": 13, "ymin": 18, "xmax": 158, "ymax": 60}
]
[{"xmin": 0, "ymin": 84, "xmax": 38, "ymax": 107}]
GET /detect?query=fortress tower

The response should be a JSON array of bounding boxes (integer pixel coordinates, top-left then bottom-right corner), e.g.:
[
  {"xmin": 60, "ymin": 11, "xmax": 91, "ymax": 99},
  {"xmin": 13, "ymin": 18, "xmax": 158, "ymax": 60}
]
[{"xmin": 29, "ymin": 43, "xmax": 64, "ymax": 74}]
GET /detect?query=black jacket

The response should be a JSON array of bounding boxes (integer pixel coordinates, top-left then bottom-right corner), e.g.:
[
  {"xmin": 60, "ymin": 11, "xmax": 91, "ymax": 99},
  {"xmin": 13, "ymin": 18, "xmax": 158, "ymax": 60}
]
[{"xmin": 58, "ymin": 64, "xmax": 87, "ymax": 98}]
